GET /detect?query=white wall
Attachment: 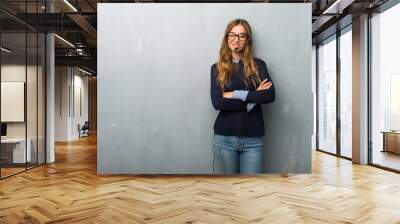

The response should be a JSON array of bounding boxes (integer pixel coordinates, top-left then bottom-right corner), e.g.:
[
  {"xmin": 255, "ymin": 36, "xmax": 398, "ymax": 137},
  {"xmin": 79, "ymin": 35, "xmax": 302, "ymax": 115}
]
[
  {"xmin": 1, "ymin": 66, "xmax": 26, "ymax": 136},
  {"xmin": 55, "ymin": 67, "xmax": 69, "ymax": 141},
  {"xmin": 1, "ymin": 65, "xmax": 40, "ymax": 138},
  {"xmin": 55, "ymin": 67, "xmax": 89, "ymax": 141},
  {"xmin": 71, "ymin": 72, "xmax": 89, "ymax": 138}
]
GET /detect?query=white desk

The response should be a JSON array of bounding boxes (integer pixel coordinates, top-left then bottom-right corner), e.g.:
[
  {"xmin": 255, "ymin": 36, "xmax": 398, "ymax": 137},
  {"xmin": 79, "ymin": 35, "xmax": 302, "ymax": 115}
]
[{"xmin": 1, "ymin": 138, "xmax": 31, "ymax": 163}]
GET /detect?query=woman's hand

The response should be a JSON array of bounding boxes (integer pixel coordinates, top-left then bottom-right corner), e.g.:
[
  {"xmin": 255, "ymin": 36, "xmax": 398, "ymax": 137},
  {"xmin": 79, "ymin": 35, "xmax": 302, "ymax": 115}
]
[
  {"xmin": 223, "ymin": 91, "xmax": 234, "ymax": 98},
  {"xmin": 257, "ymin": 79, "xmax": 272, "ymax": 91}
]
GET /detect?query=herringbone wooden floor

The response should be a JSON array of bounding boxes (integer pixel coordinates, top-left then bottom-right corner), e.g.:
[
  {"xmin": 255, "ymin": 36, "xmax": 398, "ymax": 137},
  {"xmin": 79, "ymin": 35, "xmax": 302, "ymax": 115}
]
[{"xmin": 1, "ymin": 134, "xmax": 400, "ymax": 224}]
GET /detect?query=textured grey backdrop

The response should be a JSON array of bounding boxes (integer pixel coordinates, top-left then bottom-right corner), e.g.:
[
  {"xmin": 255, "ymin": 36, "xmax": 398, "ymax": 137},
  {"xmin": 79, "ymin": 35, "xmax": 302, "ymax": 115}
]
[{"xmin": 97, "ymin": 3, "xmax": 312, "ymax": 174}]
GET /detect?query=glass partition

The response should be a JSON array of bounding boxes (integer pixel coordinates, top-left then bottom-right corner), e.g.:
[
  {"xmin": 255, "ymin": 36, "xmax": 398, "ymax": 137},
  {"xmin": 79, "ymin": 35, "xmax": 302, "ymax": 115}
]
[
  {"xmin": 0, "ymin": 1, "xmax": 46, "ymax": 179},
  {"xmin": 317, "ymin": 36, "xmax": 337, "ymax": 155},
  {"xmin": 27, "ymin": 31, "xmax": 38, "ymax": 169},
  {"xmin": 339, "ymin": 28, "xmax": 352, "ymax": 158},
  {"xmin": 371, "ymin": 3, "xmax": 400, "ymax": 171},
  {"xmin": 0, "ymin": 31, "xmax": 28, "ymax": 177}
]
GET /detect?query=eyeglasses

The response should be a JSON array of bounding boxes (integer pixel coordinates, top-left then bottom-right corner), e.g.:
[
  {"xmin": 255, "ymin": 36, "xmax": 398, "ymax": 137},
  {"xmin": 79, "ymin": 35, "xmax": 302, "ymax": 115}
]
[{"xmin": 227, "ymin": 32, "xmax": 248, "ymax": 41}]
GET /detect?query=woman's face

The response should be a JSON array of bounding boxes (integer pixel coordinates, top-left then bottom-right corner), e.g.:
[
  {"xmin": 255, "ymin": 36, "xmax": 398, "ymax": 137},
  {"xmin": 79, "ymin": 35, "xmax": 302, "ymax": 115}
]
[{"xmin": 227, "ymin": 24, "xmax": 248, "ymax": 53}]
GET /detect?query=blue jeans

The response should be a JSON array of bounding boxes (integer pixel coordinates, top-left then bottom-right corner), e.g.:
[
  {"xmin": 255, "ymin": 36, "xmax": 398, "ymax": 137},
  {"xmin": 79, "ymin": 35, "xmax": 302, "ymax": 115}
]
[{"xmin": 213, "ymin": 134, "xmax": 264, "ymax": 174}]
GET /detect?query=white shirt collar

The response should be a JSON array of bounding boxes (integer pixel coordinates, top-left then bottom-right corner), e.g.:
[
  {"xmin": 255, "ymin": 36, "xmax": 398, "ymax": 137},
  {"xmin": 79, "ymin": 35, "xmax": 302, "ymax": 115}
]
[{"xmin": 232, "ymin": 58, "xmax": 241, "ymax": 64}]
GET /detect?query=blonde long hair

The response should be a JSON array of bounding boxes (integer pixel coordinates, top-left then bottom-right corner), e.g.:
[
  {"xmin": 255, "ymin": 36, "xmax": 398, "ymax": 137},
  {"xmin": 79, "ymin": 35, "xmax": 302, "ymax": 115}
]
[{"xmin": 216, "ymin": 19, "xmax": 261, "ymax": 91}]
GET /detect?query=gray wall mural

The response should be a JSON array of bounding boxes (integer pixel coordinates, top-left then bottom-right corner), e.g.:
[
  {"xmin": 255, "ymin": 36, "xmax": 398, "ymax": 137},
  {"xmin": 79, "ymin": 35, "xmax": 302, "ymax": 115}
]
[{"xmin": 97, "ymin": 3, "xmax": 312, "ymax": 174}]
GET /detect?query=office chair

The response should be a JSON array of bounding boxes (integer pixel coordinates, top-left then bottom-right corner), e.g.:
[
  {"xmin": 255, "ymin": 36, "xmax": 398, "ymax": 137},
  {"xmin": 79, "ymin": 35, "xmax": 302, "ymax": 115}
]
[{"xmin": 79, "ymin": 121, "xmax": 90, "ymax": 138}]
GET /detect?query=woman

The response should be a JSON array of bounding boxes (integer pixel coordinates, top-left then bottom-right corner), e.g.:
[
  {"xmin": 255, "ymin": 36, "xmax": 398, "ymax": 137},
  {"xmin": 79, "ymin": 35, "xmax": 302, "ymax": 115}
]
[{"xmin": 210, "ymin": 19, "xmax": 275, "ymax": 174}]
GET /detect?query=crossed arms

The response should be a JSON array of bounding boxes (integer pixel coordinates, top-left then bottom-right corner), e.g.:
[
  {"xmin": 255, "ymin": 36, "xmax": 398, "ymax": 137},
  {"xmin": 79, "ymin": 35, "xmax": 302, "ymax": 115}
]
[{"xmin": 210, "ymin": 61, "xmax": 275, "ymax": 111}]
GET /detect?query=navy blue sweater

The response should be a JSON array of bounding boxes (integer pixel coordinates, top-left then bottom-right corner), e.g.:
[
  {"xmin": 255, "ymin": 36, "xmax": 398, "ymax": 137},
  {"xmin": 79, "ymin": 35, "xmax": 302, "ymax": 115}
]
[{"xmin": 210, "ymin": 58, "xmax": 275, "ymax": 137}]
